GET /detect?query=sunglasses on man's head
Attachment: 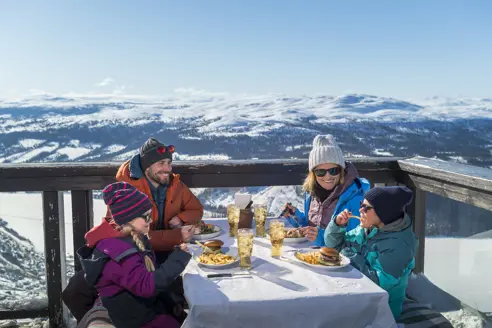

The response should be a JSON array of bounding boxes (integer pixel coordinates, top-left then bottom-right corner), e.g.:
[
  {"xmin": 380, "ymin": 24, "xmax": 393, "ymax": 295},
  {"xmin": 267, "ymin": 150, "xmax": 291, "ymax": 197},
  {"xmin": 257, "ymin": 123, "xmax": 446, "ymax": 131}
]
[
  {"xmin": 156, "ymin": 145, "xmax": 175, "ymax": 154},
  {"xmin": 360, "ymin": 201, "xmax": 374, "ymax": 213},
  {"xmin": 313, "ymin": 167, "xmax": 341, "ymax": 177}
]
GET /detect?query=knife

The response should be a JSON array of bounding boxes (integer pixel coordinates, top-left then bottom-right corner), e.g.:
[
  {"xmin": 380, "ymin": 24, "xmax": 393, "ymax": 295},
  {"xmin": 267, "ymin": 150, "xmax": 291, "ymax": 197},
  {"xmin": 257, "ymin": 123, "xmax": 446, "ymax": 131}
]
[{"xmin": 207, "ymin": 272, "xmax": 252, "ymax": 279}]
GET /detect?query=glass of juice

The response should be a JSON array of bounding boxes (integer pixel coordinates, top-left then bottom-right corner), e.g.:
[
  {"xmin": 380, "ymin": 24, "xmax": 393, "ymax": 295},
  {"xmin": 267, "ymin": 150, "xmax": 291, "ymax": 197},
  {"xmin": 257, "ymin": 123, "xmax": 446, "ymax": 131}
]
[
  {"xmin": 227, "ymin": 204, "xmax": 240, "ymax": 237},
  {"xmin": 237, "ymin": 228, "xmax": 254, "ymax": 269},
  {"xmin": 269, "ymin": 219, "xmax": 284, "ymax": 258},
  {"xmin": 253, "ymin": 203, "xmax": 268, "ymax": 237}
]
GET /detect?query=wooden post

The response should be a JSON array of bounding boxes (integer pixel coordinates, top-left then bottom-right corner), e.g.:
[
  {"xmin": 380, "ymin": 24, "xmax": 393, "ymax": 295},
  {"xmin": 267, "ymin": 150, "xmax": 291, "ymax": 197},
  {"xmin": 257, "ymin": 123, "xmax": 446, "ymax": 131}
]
[
  {"xmin": 407, "ymin": 187, "xmax": 427, "ymax": 273},
  {"xmin": 71, "ymin": 190, "xmax": 94, "ymax": 272},
  {"xmin": 42, "ymin": 191, "xmax": 67, "ymax": 328}
]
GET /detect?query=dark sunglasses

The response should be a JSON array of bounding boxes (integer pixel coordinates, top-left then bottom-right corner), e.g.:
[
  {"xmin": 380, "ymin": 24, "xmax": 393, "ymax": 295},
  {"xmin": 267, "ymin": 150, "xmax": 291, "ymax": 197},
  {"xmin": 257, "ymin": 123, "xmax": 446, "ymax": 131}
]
[
  {"xmin": 156, "ymin": 145, "xmax": 175, "ymax": 154},
  {"xmin": 360, "ymin": 201, "xmax": 374, "ymax": 213},
  {"xmin": 313, "ymin": 167, "xmax": 341, "ymax": 177}
]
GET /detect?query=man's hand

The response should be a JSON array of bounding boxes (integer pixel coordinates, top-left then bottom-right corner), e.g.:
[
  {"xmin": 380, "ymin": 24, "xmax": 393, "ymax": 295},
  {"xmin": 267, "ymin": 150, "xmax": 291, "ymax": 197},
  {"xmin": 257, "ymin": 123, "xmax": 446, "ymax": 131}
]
[
  {"xmin": 335, "ymin": 209, "xmax": 351, "ymax": 226},
  {"xmin": 180, "ymin": 225, "xmax": 195, "ymax": 243},
  {"xmin": 169, "ymin": 216, "xmax": 183, "ymax": 229},
  {"xmin": 301, "ymin": 226, "xmax": 318, "ymax": 242}
]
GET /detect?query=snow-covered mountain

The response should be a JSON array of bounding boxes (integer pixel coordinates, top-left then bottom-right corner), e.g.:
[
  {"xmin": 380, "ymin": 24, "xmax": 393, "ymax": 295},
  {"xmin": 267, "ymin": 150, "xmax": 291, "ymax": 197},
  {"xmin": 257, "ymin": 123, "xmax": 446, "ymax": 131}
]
[{"xmin": 0, "ymin": 92, "xmax": 491, "ymax": 167}]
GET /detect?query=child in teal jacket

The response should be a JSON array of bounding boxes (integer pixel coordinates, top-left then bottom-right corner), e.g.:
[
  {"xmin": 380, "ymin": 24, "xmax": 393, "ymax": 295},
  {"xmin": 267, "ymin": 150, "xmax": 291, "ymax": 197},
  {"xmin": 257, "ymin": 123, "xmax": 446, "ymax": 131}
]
[{"xmin": 324, "ymin": 186, "xmax": 417, "ymax": 319}]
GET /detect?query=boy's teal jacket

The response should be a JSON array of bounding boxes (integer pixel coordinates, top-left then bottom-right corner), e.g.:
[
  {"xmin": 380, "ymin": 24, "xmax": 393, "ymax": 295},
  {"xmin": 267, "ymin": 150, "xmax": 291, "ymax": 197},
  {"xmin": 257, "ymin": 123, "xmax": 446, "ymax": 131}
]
[
  {"xmin": 324, "ymin": 214, "xmax": 417, "ymax": 319},
  {"xmin": 286, "ymin": 177, "xmax": 370, "ymax": 246}
]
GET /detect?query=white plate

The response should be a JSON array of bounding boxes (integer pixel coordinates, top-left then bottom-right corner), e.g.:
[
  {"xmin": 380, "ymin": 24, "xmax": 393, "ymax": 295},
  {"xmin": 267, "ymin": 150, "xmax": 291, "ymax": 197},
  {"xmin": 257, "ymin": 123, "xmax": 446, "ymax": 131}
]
[
  {"xmin": 292, "ymin": 248, "xmax": 351, "ymax": 270},
  {"xmin": 283, "ymin": 236, "xmax": 308, "ymax": 244},
  {"xmin": 192, "ymin": 225, "xmax": 222, "ymax": 240},
  {"xmin": 193, "ymin": 247, "xmax": 240, "ymax": 269}
]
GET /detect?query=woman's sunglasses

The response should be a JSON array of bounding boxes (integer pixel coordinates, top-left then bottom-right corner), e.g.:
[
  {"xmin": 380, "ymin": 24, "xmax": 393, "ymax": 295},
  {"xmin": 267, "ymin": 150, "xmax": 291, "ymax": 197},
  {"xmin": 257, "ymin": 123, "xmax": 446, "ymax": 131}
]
[
  {"xmin": 313, "ymin": 167, "xmax": 341, "ymax": 177},
  {"xmin": 156, "ymin": 145, "xmax": 175, "ymax": 154},
  {"xmin": 360, "ymin": 201, "xmax": 374, "ymax": 213}
]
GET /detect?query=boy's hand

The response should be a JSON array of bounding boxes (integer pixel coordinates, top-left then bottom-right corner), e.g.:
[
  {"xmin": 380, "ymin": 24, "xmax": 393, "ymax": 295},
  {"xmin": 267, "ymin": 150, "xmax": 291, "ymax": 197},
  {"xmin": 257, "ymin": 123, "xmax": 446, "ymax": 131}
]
[
  {"xmin": 335, "ymin": 210, "xmax": 351, "ymax": 226},
  {"xmin": 301, "ymin": 226, "xmax": 318, "ymax": 241}
]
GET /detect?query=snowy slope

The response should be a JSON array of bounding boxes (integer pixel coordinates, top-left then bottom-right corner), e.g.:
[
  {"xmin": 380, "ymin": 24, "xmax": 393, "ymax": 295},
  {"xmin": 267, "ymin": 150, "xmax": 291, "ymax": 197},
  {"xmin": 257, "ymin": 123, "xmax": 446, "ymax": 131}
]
[{"xmin": 0, "ymin": 217, "xmax": 74, "ymax": 310}]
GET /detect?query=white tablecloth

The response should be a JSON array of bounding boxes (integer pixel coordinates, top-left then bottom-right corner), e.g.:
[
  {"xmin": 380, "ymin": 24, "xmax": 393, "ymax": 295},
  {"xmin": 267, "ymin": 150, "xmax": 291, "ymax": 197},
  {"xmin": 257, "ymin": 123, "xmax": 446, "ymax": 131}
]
[{"xmin": 183, "ymin": 218, "xmax": 396, "ymax": 328}]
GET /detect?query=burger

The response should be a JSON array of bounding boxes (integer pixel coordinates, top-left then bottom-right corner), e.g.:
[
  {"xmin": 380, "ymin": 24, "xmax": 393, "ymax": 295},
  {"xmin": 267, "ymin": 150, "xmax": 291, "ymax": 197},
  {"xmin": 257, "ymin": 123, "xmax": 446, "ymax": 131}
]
[
  {"xmin": 203, "ymin": 239, "xmax": 224, "ymax": 253},
  {"xmin": 318, "ymin": 247, "xmax": 341, "ymax": 266}
]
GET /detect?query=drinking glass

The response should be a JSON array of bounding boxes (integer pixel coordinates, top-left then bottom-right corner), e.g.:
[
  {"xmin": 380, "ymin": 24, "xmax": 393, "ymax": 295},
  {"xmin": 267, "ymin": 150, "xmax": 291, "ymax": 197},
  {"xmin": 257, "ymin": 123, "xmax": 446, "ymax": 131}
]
[
  {"xmin": 253, "ymin": 203, "xmax": 268, "ymax": 237},
  {"xmin": 237, "ymin": 228, "xmax": 254, "ymax": 269},
  {"xmin": 227, "ymin": 204, "xmax": 240, "ymax": 237},
  {"xmin": 269, "ymin": 220, "xmax": 284, "ymax": 257}
]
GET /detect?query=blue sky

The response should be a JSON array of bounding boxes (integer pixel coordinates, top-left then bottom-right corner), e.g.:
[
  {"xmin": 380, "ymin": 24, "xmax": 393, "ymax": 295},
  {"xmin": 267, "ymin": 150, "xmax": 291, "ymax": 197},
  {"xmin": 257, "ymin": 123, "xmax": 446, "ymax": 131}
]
[{"xmin": 1, "ymin": 0, "xmax": 491, "ymax": 99}]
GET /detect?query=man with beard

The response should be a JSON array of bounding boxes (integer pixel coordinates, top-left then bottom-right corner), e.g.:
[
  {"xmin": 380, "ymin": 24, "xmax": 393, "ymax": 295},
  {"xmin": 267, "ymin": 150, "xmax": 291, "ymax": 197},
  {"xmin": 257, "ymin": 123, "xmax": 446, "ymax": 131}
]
[
  {"xmin": 110, "ymin": 137, "xmax": 203, "ymax": 250},
  {"xmin": 63, "ymin": 138, "xmax": 203, "ymax": 325}
]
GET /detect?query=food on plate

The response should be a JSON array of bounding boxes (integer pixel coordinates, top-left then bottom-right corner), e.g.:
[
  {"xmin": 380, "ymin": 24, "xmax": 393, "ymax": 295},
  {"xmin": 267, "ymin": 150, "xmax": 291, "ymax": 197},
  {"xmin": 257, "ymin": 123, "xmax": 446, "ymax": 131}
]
[
  {"xmin": 203, "ymin": 239, "xmax": 224, "ymax": 253},
  {"xmin": 195, "ymin": 222, "xmax": 216, "ymax": 235},
  {"xmin": 295, "ymin": 251, "xmax": 320, "ymax": 264},
  {"xmin": 295, "ymin": 247, "xmax": 341, "ymax": 266},
  {"xmin": 318, "ymin": 247, "xmax": 341, "ymax": 266},
  {"xmin": 284, "ymin": 228, "xmax": 303, "ymax": 238},
  {"xmin": 198, "ymin": 252, "xmax": 237, "ymax": 265}
]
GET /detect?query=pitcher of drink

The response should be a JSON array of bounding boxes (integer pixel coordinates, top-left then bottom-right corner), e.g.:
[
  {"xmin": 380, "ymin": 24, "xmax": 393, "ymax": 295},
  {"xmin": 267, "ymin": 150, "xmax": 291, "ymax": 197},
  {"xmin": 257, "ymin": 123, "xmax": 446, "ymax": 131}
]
[
  {"xmin": 269, "ymin": 220, "xmax": 284, "ymax": 257},
  {"xmin": 253, "ymin": 203, "xmax": 267, "ymax": 237},
  {"xmin": 237, "ymin": 228, "xmax": 254, "ymax": 269}
]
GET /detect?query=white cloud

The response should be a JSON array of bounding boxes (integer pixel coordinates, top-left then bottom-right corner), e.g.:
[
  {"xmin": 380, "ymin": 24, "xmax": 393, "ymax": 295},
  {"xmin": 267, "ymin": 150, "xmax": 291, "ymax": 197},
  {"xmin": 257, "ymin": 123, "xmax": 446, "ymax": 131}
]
[{"xmin": 95, "ymin": 77, "xmax": 115, "ymax": 87}]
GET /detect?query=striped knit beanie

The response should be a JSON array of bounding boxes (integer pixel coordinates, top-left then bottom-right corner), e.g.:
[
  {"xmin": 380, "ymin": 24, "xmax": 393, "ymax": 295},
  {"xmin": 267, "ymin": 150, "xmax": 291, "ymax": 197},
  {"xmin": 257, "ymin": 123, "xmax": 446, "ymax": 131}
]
[{"xmin": 102, "ymin": 182, "xmax": 153, "ymax": 226}]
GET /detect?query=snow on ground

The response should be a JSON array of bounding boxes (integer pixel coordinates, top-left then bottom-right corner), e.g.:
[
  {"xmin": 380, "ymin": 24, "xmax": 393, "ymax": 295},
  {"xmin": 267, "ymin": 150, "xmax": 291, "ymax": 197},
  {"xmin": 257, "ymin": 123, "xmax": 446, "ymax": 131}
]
[
  {"xmin": 173, "ymin": 152, "xmax": 230, "ymax": 161},
  {"xmin": 372, "ymin": 149, "xmax": 394, "ymax": 156},
  {"xmin": 179, "ymin": 135, "xmax": 202, "ymax": 140},
  {"xmin": 285, "ymin": 144, "xmax": 309, "ymax": 151},
  {"xmin": 9, "ymin": 142, "xmax": 59, "ymax": 163},
  {"xmin": 50, "ymin": 146, "xmax": 93, "ymax": 160},
  {"xmin": 112, "ymin": 149, "xmax": 138, "ymax": 160},
  {"xmin": 104, "ymin": 144, "xmax": 127, "ymax": 154},
  {"xmin": 18, "ymin": 139, "xmax": 45, "ymax": 148},
  {"xmin": 449, "ymin": 156, "xmax": 468, "ymax": 164}
]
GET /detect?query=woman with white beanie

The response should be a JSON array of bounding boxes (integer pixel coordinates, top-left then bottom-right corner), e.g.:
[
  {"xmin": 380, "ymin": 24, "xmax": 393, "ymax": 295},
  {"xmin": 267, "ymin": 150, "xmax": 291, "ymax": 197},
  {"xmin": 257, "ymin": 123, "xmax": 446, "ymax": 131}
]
[{"xmin": 283, "ymin": 134, "xmax": 371, "ymax": 246}]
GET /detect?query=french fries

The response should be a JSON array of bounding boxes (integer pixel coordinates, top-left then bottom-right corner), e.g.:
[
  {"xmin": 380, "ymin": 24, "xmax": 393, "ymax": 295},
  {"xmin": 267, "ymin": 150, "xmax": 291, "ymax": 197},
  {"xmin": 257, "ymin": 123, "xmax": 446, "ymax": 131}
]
[
  {"xmin": 198, "ymin": 253, "xmax": 237, "ymax": 265},
  {"xmin": 295, "ymin": 251, "xmax": 321, "ymax": 265}
]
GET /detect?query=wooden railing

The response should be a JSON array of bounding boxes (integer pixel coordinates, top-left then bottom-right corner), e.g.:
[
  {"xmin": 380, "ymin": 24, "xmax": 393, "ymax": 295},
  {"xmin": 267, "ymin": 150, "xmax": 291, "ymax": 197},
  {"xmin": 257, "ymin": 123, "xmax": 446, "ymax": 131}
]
[{"xmin": 0, "ymin": 156, "xmax": 491, "ymax": 327}]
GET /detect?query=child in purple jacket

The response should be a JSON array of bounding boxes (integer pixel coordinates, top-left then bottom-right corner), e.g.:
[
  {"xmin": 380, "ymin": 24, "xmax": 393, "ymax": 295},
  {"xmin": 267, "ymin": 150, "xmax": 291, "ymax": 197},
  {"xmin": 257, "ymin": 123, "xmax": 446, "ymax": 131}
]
[{"xmin": 77, "ymin": 182, "xmax": 191, "ymax": 328}]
